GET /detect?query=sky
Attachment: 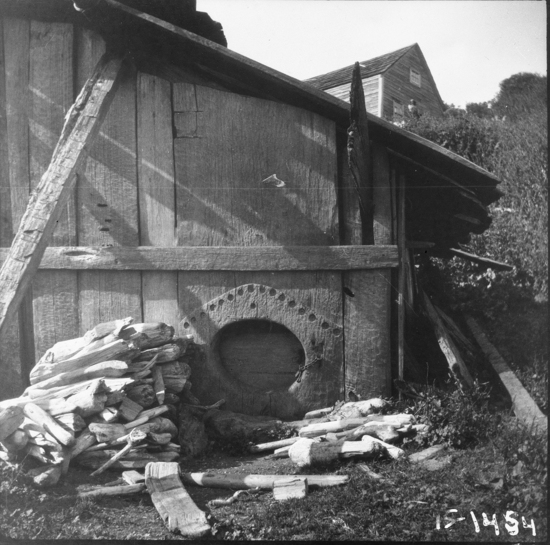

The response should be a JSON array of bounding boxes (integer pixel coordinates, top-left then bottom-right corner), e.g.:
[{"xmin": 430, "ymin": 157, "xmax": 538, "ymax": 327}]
[{"xmin": 198, "ymin": 0, "xmax": 547, "ymax": 108}]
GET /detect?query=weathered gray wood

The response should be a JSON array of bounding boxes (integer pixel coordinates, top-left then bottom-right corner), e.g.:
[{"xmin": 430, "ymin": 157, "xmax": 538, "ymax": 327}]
[
  {"xmin": 466, "ymin": 317, "xmax": 547, "ymax": 434},
  {"xmin": 76, "ymin": 28, "xmax": 142, "ymax": 333},
  {"xmin": 1, "ymin": 17, "xmax": 31, "ymax": 398},
  {"xmin": 23, "ymin": 402, "xmax": 75, "ymax": 447},
  {"xmin": 449, "ymin": 248, "xmax": 513, "ymax": 271},
  {"xmin": 398, "ymin": 174, "xmax": 406, "ymax": 384},
  {"xmin": 0, "ymin": 244, "xmax": 398, "ymax": 270},
  {"xmin": 0, "ymin": 406, "xmax": 24, "ymax": 441},
  {"xmin": 422, "ymin": 290, "xmax": 474, "ymax": 388},
  {"xmin": 145, "ymin": 462, "xmax": 211, "ymax": 537},
  {"xmin": 180, "ymin": 472, "xmax": 349, "ymax": 490},
  {"xmin": 77, "ymin": 483, "xmax": 146, "ymax": 498},
  {"xmin": 250, "ymin": 436, "xmax": 300, "ymax": 453},
  {"xmin": 29, "ymin": 21, "xmax": 79, "ymax": 362},
  {"xmin": 0, "ymin": 52, "xmax": 124, "ymax": 342},
  {"xmin": 273, "ymin": 477, "xmax": 308, "ymax": 500},
  {"xmin": 348, "ymin": 62, "xmax": 374, "ymax": 245},
  {"xmin": 138, "ymin": 73, "xmax": 179, "ymax": 329}
]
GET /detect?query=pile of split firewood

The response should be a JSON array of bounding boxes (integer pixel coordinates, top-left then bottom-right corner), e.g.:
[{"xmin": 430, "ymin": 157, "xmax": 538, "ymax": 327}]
[
  {"xmin": 0, "ymin": 317, "xmax": 194, "ymax": 487},
  {"xmin": 249, "ymin": 398, "xmax": 429, "ymax": 468}
]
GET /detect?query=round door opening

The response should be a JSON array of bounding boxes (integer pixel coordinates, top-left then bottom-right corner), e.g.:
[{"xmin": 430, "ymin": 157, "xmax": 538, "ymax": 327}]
[{"xmin": 214, "ymin": 319, "xmax": 305, "ymax": 392}]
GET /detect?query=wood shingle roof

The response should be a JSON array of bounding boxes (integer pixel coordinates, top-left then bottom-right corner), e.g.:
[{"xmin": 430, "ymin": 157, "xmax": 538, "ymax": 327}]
[{"xmin": 304, "ymin": 44, "xmax": 415, "ymax": 89}]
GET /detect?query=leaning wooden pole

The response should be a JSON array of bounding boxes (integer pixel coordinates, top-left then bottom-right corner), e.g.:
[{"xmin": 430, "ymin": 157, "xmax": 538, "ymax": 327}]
[
  {"xmin": 0, "ymin": 52, "xmax": 124, "ymax": 341},
  {"xmin": 347, "ymin": 62, "xmax": 374, "ymax": 245}
]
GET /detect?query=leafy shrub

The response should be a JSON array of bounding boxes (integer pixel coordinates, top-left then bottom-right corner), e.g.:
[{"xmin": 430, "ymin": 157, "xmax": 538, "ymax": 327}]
[{"xmin": 402, "ymin": 381, "xmax": 501, "ymax": 449}]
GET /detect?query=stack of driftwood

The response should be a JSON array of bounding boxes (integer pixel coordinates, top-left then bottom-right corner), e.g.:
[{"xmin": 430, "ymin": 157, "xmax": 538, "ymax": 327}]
[{"xmin": 0, "ymin": 317, "xmax": 194, "ymax": 487}]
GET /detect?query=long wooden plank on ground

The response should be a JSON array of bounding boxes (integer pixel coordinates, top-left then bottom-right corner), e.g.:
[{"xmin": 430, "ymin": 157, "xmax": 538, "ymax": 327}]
[
  {"xmin": 421, "ymin": 290, "xmax": 474, "ymax": 388},
  {"xmin": 29, "ymin": 21, "xmax": 79, "ymax": 361},
  {"xmin": 180, "ymin": 472, "xmax": 349, "ymax": 490},
  {"xmin": 138, "ymin": 73, "xmax": 179, "ymax": 329},
  {"xmin": 0, "ymin": 245, "xmax": 398, "ymax": 270},
  {"xmin": 1, "ymin": 18, "xmax": 32, "ymax": 398},
  {"xmin": 466, "ymin": 316, "xmax": 547, "ymax": 434},
  {"xmin": 145, "ymin": 462, "xmax": 211, "ymax": 538},
  {"xmin": 0, "ymin": 52, "xmax": 124, "ymax": 342},
  {"xmin": 76, "ymin": 28, "xmax": 142, "ymax": 331}
]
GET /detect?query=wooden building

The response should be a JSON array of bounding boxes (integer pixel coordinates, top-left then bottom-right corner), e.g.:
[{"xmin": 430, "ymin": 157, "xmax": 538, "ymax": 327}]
[
  {"xmin": 0, "ymin": 1, "xmax": 502, "ymax": 419},
  {"xmin": 305, "ymin": 44, "xmax": 446, "ymax": 121}
]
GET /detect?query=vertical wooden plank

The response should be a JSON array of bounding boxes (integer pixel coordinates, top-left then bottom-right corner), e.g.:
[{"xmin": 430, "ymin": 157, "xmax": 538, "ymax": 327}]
[
  {"xmin": 397, "ymin": 173, "xmax": 406, "ymax": 384},
  {"xmin": 29, "ymin": 21, "xmax": 78, "ymax": 360},
  {"xmin": 0, "ymin": 18, "xmax": 27, "ymax": 398},
  {"xmin": 342, "ymin": 143, "xmax": 392, "ymax": 400},
  {"xmin": 76, "ymin": 29, "xmax": 142, "ymax": 332},
  {"xmin": 138, "ymin": 73, "xmax": 179, "ymax": 329}
]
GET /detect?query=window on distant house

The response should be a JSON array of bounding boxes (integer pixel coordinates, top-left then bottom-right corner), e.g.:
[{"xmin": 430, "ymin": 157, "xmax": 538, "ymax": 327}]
[
  {"xmin": 410, "ymin": 68, "xmax": 421, "ymax": 87},
  {"xmin": 393, "ymin": 99, "xmax": 404, "ymax": 119}
]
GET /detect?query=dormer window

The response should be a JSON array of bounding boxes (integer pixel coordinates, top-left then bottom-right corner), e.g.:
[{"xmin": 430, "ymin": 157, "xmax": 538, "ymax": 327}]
[{"xmin": 410, "ymin": 68, "xmax": 421, "ymax": 87}]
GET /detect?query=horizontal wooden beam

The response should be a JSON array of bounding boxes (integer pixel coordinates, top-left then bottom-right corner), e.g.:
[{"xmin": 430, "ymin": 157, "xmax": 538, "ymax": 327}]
[
  {"xmin": 449, "ymin": 248, "xmax": 513, "ymax": 271},
  {"xmin": 0, "ymin": 245, "xmax": 398, "ymax": 271}
]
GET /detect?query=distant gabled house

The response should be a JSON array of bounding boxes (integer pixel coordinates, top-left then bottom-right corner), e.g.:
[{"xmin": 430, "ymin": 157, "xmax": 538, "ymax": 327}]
[{"xmin": 305, "ymin": 43, "xmax": 445, "ymax": 122}]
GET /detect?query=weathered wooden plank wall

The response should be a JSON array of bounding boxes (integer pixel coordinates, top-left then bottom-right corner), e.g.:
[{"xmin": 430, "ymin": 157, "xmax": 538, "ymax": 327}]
[
  {"xmin": 0, "ymin": 21, "xmax": 394, "ymax": 410},
  {"xmin": 382, "ymin": 48, "xmax": 443, "ymax": 119},
  {"xmin": 174, "ymin": 83, "xmax": 344, "ymax": 416},
  {"xmin": 325, "ymin": 75, "xmax": 380, "ymax": 114},
  {"xmin": 76, "ymin": 29, "xmax": 142, "ymax": 331}
]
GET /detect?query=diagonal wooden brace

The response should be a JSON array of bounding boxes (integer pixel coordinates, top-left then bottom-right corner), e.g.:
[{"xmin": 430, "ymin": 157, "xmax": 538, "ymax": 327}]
[{"xmin": 0, "ymin": 52, "xmax": 125, "ymax": 341}]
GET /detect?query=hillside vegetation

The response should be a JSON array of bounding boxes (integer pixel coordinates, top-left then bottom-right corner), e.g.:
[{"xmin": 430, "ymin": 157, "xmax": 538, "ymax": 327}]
[{"xmin": 404, "ymin": 72, "xmax": 548, "ymax": 412}]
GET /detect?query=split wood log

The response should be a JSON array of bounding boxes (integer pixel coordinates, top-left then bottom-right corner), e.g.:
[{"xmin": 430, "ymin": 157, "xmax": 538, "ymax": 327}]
[
  {"xmin": 118, "ymin": 322, "xmax": 175, "ymax": 349},
  {"xmin": 27, "ymin": 464, "xmax": 62, "ymax": 488},
  {"xmin": 348, "ymin": 62, "xmax": 374, "ymax": 245},
  {"xmin": 89, "ymin": 422, "xmax": 127, "ymax": 443},
  {"xmin": 164, "ymin": 442, "xmax": 181, "ymax": 452},
  {"xmin": 151, "ymin": 365, "xmax": 165, "ymax": 405},
  {"xmin": 23, "ymin": 403, "xmax": 75, "ymax": 447},
  {"xmin": 157, "ymin": 361, "xmax": 192, "ymax": 394},
  {"xmin": 180, "ymin": 472, "xmax": 350, "ymax": 490},
  {"xmin": 329, "ymin": 422, "xmax": 401, "ymax": 444},
  {"xmin": 134, "ymin": 417, "xmax": 178, "ymax": 439},
  {"xmin": 99, "ymin": 407, "xmax": 119, "ymax": 423},
  {"xmin": 76, "ymin": 450, "xmax": 179, "ymax": 469},
  {"xmin": 105, "ymin": 391, "xmax": 126, "ymax": 407},
  {"xmin": 250, "ymin": 436, "xmax": 300, "ymax": 453},
  {"xmin": 91, "ymin": 428, "xmax": 147, "ymax": 476},
  {"xmin": 83, "ymin": 317, "xmax": 134, "ymax": 343},
  {"xmin": 126, "ymin": 383, "xmax": 155, "ymax": 407},
  {"xmin": 1, "ymin": 429, "xmax": 29, "ymax": 452},
  {"xmin": 147, "ymin": 432, "xmax": 171, "ymax": 445},
  {"xmin": 363, "ymin": 414, "xmax": 415, "ymax": 426},
  {"xmin": 329, "ymin": 398, "xmax": 387, "ymax": 419},
  {"xmin": 145, "ymin": 462, "xmax": 210, "ymax": 538},
  {"xmin": 55, "ymin": 412, "xmax": 87, "ymax": 433},
  {"xmin": 130, "ymin": 354, "xmax": 160, "ymax": 380},
  {"xmin": 273, "ymin": 477, "xmax": 308, "ymax": 501},
  {"xmin": 20, "ymin": 418, "xmax": 61, "ymax": 447},
  {"xmin": 35, "ymin": 336, "xmax": 91, "ymax": 367},
  {"xmin": 27, "ymin": 377, "xmax": 134, "ymax": 403},
  {"xmin": 65, "ymin": 379, "xmax": 109, "ymax": 417},
  {"xmin": 0, "ymin": 52, "xmax": 125, "ymax": 343},
  {"xmin": 122, "ymin": 470, "xmax": 145, "ymax": 485},
  {"xmin": 209, "ymin": 489, "xmax": 261, "ymax": 507},
  {"xmin": 299, "ymin": 417, "xmax": 377, "ymax": 438},
  {"xmin": 36, "ymin": 398, "xmax": 79, "ymax": 417},
  {"xmin": 118, "ymin": 397, "xmax": 143, "ymax": 422},
  {"xmin": 27, "ymin": 360, "xmax": 129, "ymax": 392},
  {"xmin": 434, "ymin": 306, "xmax": 476, "ymax": 353},
  {"xmin": 0, "ymin": 406, "xmax": 24, "ymax": 441},
  {"xmin": 271, "ymin": 446, "xmax": 291, "ymax": 459},
  {"xmin": 361, "ymin": 435, "xmax": 405, "ymax": 460},
  {"xmin": 77, "ymin": 483, "xmax": 146, "ymax": 499},
  {"xmin": 135, "ymin": 339, "xmax": 190, "ymax": 364},
  {"xmin": 303, "ymin": 407, "xmax": 333, "ymax": 420},
  {"xmin": 69, "ymin": 429, "xmax": 97, "ymax": 459},
  {"xmin": 30, "ymin": 339, "xmax": 139, "ymax": 384},
  {"xmin": 127, "ymin": 405, "xmax": 169, "ymax": 425},
  {"xmin": 421, "ymin": 290, "xmax": 474, "ymax": 388}
]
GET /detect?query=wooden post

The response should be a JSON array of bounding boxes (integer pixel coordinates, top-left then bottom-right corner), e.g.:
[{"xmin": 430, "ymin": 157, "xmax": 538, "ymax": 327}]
[
  {"xmin": 347, "ymin": 62, "xmax": 374, "ymax": 245},
  {"xmin": 0, "ymin": 52, "xmax": 124, "ymax": 341},
  {"xmin": 397, "ymin": 173, "xmax": 406, "ymax": 385}
]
